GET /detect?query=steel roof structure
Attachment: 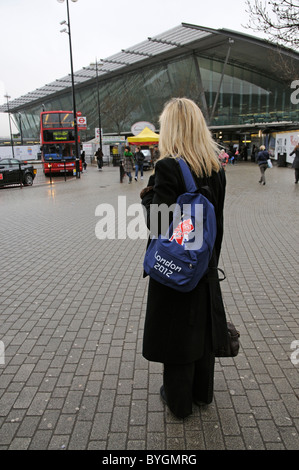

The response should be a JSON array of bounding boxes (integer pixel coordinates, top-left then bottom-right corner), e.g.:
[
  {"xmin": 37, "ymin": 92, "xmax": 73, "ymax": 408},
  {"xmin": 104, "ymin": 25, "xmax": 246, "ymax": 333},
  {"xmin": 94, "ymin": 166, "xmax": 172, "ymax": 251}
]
[{"xmin": 1, "ymin": 23, "xmax": 298, "ymax": 113}]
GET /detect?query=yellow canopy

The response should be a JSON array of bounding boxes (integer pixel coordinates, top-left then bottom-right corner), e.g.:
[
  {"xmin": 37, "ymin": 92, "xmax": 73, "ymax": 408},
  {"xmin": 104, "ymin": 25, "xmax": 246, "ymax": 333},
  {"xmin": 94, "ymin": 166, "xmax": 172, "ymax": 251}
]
[{"xmin": 127, "ymin": 126, "xmax": 159, "ymax": 145}]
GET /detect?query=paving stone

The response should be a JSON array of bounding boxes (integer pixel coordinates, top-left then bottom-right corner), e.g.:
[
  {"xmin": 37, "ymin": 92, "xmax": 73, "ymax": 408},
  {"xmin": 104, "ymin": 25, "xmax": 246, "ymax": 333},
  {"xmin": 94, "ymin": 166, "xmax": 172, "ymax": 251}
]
[{"xmin": 0, "ymin": 163, "xmax": 298, "ymax": 450}]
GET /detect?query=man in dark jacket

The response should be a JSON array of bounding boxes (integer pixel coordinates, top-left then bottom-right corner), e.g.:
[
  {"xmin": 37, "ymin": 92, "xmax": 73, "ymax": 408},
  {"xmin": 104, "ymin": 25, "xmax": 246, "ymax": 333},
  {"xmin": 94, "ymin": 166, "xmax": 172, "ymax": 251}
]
[
  {"xmin": 290, "ymin": 144, "xmax": 299, "ymax": 183},
  {"xmin": 134, "ymin": 146, "xmax": 145, "ymax": 181},
  {"xmin": 95, "ymin": 148, "xmax": 103, "ymax": 170}
]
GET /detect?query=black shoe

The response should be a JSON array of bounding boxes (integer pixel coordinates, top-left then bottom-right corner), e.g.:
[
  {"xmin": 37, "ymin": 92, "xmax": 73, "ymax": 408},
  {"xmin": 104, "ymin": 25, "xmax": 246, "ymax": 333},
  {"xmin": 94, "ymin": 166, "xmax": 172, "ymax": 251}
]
[
  {"xmin": 160, "ymin": 386, "xmax": 189, "ymax": 419},
  {"xmin": 194, "ymin": 399, "xmax": 210, "ymax": 407},
  {"xmin": 263, "ymin": 182, "xmax": 266, "ymax": 185}
]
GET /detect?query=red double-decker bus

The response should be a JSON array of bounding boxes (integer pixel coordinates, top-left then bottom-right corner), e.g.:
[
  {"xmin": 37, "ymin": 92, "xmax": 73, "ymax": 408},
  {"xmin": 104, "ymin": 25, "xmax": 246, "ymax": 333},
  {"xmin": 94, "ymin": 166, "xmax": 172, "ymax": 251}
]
[{"xmin": 40, "ymin": 110, "xmax": 82, "ymax": 175}]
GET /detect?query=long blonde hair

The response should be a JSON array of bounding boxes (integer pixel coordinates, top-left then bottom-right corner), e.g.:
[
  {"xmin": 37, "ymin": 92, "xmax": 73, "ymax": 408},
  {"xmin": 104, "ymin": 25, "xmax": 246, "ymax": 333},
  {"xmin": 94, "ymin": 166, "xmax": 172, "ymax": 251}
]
[{"xmin": 158, "ymin": 97, "xmax": 220, "ymax": 177}]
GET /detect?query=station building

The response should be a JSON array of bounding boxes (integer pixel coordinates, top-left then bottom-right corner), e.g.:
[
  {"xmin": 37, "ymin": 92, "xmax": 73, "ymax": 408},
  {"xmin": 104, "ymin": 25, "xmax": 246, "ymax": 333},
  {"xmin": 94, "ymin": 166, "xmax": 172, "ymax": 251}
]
[{"xmin": 1, "ymin": 23, "xmax": 299, "ymax": 163}]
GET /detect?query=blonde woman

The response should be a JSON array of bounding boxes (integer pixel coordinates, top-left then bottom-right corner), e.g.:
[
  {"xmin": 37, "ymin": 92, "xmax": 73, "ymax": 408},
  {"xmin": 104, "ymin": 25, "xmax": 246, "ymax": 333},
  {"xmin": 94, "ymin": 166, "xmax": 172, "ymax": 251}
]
[
  {"xmin": 140, "ymin": 98, "xmax": 228, "ymax": 419},
  {"xmin": 257, "ymin": 145, "xmax": 269, "ymax": 185}
]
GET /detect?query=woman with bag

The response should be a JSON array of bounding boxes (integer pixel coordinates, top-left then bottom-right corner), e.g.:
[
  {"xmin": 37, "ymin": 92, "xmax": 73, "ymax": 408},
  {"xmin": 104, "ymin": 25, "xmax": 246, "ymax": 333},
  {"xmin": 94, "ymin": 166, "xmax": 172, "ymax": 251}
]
[
  {"xmin": 257, "ymin": 145, "xmax": 269, "ymax": 185},
  {"xmin": 140, "ymin": 98, "xmax": 228, "ymax": 419}
]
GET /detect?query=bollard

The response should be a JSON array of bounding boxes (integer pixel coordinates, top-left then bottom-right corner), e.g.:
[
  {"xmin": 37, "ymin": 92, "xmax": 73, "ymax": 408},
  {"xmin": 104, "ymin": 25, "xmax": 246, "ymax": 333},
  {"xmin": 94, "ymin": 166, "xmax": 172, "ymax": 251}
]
[
  {"xmin": 19, "ymin": 163, "xmax": 23, "ymax": 188},
  {"xmin": 75, "ymin": 158, "xmax": 80, "ymax": 179},
  {"xmin": 49, "ymin": 164, "xmax": 52, "ymax": 184},
  {"xmin": 63, "ymin": 160, "xmax": 66, "ymax": 182}
]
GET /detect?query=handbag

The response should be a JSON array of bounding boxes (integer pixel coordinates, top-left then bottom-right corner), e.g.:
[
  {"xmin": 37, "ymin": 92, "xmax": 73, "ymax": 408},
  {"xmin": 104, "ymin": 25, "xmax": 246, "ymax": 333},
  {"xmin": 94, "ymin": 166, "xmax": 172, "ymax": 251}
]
[
  {"xmin": 267, "ymin": 159, "xmax": 273, "ymax": 168},
  {"xmin": 216, "ymin": 321, "xmax": 240, "ymax": 358}
]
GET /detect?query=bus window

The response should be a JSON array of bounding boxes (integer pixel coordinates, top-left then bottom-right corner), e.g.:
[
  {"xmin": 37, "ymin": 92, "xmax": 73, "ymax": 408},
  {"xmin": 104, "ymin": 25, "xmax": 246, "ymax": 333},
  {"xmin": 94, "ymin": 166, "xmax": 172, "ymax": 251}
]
[
  {"xmin": 42, "ymin": 113, "xmax": 60, "ymax": 128},
  {"xmin": 42, "ymin": 112, "xmax": 74, "ymax": 128},
  {"xmin": 61, "ymin": 113, "xmax": 74, "ymax": 127},
  {"xmin": 63, "ymin": 145, "xmax": 70, "ymax": 157}
]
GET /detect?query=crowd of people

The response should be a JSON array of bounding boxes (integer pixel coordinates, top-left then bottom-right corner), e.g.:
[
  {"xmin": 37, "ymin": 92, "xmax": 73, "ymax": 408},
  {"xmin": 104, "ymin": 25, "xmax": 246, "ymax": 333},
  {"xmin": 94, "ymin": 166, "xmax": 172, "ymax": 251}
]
[
  {"xmin": 88, "ymin": 136, "xmax": 299, "ymax": 188},
  {"xmin": 217, "ymin": 141, "xmax": 299, "ymax": 185},
  {"xmin": 120, "ymin": 145, "xmax": 160, "ymax": 183},
  {"xmin": 217, "ymin": 143, "xmax": 253, "ymax": 169}
]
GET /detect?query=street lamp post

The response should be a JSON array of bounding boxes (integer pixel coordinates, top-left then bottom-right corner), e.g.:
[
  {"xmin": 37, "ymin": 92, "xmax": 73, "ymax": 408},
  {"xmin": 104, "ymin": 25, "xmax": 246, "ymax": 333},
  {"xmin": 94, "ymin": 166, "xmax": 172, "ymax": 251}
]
[
  {"xmin": 4, "ymin": 94, "xmax": 15, "ymax": 158},
  {"xmin": 57, "ymin": 0, "xmax": 80, "ymax": 178},
  {"xmin": 18, "ymin": 113, "xmax": 23, "ymax": 145},
  {"xmin": 91, "ymin": 59, "xmax": 103, "ymax": 152}
]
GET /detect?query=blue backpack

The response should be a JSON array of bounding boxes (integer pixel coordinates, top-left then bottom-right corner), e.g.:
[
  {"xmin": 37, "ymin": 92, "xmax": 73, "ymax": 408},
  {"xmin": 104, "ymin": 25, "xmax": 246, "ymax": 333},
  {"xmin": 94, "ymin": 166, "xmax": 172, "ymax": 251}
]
[{"xmin": 143, "ymin": 158, "xmax": 217, "ymax": 292}]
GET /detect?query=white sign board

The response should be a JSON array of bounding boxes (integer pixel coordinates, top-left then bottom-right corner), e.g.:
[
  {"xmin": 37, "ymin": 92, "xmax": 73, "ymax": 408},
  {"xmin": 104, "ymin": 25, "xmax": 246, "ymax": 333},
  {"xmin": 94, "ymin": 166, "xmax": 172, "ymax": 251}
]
[
  {"xmin": 95, "ymin": 128, "xmax": 103, "ymax": 139},
  {"xmin": 102, "ymin": 135, "xmax": 126, "ymax": 144},
  {"xmin": 275, "ymin": 131, "xmax": 299, "ymax": 164},
  {"xmin": 82, "ymin": 143, "xmax": 93, "ymax": 156},
  {"xmin": 131, "ymin": 121, "xmax": 155, "ymax": 135},
  {"xmin": 0, "ymin": 145, "xmax": 40, "ymax": 160},
  {"xmin": 77, "ymin": 116, "xmax": 87, "ymax": 129}
]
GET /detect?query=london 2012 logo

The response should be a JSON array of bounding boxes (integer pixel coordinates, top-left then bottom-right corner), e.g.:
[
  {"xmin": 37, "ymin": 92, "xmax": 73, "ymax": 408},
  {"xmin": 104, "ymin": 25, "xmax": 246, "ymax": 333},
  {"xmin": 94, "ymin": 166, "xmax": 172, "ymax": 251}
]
[{"xmin": 169, "ymin": 218, "xmax": 194, "ymax": 246}]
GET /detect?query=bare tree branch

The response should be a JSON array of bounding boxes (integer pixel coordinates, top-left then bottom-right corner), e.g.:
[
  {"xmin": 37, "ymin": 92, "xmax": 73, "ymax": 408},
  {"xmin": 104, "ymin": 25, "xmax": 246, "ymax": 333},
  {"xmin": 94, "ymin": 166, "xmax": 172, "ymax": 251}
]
[{"xmin": 244, "ymin": 0, "xmax": 299, "ymax": 49}]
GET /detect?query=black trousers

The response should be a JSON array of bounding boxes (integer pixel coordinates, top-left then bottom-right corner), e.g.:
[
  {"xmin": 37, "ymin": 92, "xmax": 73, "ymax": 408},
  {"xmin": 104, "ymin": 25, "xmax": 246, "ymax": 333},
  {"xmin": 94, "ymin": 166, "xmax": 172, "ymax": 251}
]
[{"xmin": 163, "ymin": 329, "xmax": 215, "ymax": 419}]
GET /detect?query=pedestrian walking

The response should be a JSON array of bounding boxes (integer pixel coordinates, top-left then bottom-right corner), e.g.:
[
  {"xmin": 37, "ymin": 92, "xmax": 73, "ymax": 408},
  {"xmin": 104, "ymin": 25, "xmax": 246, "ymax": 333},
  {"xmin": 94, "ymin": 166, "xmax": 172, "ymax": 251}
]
[
  {"xmin": 123, "ymin": 146, "xmax": 134, "ymax": 183},
  {"xmin": 140, "ymin": 97, "xmax": 228, "ymax": 419},
  {"xmin": 251, "ymin": 144, "xmax": 257, "ymax": 162},
  {"xmin": 81, "ymin": 150, "xmax": 87, "ymax": 171},
  {"xmin": 119, "ymin": 157, "xmax": 125, "ymax": 183},
  {"xmin": 134, "ymin": 146, "xmax": 145, "ymax": 181},
  {"xmin": 256, "ymin": 145, "xmax": 269, "ymax": 185},
  {"xmin": 218, "ymin": 149, "xmax": 229, "ymax": 170},
  {"xmin": 95, "ymin": 148, "xmax": 103, "ymax": 170},
  {"xmin": 290, "ymin": 144, "xmax": 299, "ymax": 184}
]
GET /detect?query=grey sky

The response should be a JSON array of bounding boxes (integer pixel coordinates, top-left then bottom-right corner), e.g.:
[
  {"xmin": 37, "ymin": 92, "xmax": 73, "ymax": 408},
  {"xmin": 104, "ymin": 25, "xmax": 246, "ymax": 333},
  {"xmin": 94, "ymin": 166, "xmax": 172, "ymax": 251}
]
[{"xmin": 0, "ymin": 0, "xmax": 261, "ymax": 136}]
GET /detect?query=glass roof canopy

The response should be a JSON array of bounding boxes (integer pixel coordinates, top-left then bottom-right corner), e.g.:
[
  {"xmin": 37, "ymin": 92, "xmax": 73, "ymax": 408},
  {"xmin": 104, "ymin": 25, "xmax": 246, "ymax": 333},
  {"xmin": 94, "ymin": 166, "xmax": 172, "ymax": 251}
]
[
  {"xmin": 1, "ymin": 22, "xmax": 298, "ymax": 119},
  {"xmin": 0, "ymin": 24, "xmax": 221, "ymax": 112}
]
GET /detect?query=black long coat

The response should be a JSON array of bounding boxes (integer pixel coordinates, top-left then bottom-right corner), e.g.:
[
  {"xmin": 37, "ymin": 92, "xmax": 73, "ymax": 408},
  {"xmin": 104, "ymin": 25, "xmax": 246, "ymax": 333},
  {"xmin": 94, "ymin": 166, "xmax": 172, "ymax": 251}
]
[
  {"xmin": 141, "ymin": 157, "xmax": 228, "ymax": 364},
  {"xmin": 290, "ymin": 147, "xmax": 299, "ymax": 169}
]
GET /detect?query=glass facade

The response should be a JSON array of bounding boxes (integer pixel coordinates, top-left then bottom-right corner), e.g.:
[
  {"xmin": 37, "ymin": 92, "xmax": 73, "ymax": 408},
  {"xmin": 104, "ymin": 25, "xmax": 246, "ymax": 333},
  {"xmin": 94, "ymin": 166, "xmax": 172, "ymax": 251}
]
[{"xmin": 12, "ymin": 49, "xmax": 299, "ymax": 141}]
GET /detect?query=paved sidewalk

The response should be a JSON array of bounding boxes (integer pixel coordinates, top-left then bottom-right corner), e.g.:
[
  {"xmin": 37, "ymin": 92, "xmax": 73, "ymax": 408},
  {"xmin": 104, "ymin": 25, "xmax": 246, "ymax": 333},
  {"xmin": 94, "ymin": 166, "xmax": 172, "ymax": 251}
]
[{"xmin": 0, "ymin": 162, "xmax": 298, "ymax": 450}]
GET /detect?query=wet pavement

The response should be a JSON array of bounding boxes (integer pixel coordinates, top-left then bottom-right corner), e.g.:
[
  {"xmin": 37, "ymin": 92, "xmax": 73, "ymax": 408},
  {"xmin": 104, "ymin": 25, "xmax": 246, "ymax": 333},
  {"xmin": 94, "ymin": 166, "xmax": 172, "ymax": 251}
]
[{"xmin": 0, "ymin": 161, "xmax": 298, "ymax": 451}]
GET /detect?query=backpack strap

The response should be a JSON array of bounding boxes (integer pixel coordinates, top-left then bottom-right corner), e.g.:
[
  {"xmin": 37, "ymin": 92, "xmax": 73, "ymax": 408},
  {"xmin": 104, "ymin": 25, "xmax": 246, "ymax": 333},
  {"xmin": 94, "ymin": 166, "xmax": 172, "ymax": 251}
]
[
  {"xmin": 178, "ymin": 158, "xmax": 197, "ymax": 193},
  {"xmin": 178, "ymin": 158, "xmax": 216, "ymax": 206}
]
